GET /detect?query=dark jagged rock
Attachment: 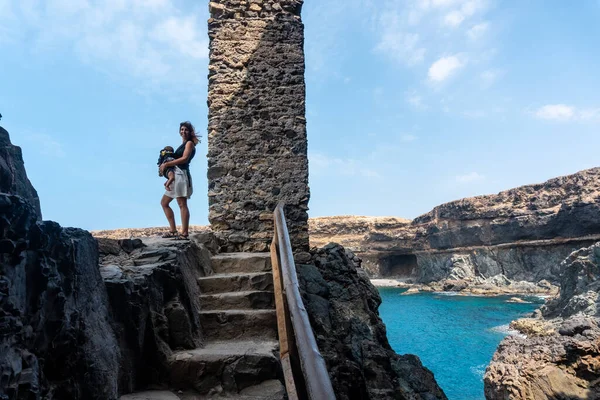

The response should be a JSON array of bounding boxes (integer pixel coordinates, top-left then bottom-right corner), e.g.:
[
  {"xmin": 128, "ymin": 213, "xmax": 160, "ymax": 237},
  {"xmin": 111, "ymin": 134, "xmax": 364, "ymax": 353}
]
[
  {"xmin": 298, "ymin": 243, "xmax": 447, "ymax": 400},
  {"xmin": 0, "ymin": 126, "xmax": 41, "ymax": 219},
  {"xmin": 540, "ymin": 243, "xmax": 600, "ymax": 319},
  {"xmin": 310, "ymin": 169, "xmax": 600, "ymax": 295},
  {"xmin": 97, "ymin": 237, "xmax": 210, "ymax": 393},
  {"xmin": 484, "ymin": 242, "xmax": 600, "ymax": 400},
  {"xmin": 1, "ymin": 128, "xmax": 120, "ymax": 399},
  {"xmin": 0, "ymin": 194, "xmax": 119, "ymax": 399}
]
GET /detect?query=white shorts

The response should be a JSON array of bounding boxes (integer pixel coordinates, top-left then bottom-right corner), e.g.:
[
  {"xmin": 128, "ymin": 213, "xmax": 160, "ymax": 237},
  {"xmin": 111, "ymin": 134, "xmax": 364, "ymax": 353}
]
[{"xmin": 164, "ymin": 167, "xmax": 193, "ymax": 199}]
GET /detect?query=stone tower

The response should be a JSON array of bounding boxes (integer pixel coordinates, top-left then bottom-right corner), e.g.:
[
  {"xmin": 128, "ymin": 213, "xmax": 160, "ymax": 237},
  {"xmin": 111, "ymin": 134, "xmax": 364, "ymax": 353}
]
[{"xmin": 207, "ymin": 0, "xmax": 309, "ymax": 253}]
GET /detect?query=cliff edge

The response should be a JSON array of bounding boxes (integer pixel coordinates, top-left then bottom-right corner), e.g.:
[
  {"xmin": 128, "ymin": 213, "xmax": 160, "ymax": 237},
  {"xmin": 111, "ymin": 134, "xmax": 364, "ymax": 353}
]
[
  {"xmin": 310, "ymin": 168, "xmax": 600, "ymax": 295},
  {"xmin": 484, "ymin": 242, "xmax": 600, "ymax": 399}
]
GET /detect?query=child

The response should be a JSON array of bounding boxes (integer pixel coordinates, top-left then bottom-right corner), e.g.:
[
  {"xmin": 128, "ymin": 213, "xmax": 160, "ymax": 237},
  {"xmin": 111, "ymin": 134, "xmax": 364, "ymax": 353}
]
[{"xmin": 157, "ymin": 146, "xmax": 176, "ymax": 191}]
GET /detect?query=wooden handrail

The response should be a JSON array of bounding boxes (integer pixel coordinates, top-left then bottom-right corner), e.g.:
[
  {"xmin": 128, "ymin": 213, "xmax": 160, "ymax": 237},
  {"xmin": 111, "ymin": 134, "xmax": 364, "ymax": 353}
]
[{"xmin": 271, "ymin": 202, "xmax": 336, "ymax": 400}]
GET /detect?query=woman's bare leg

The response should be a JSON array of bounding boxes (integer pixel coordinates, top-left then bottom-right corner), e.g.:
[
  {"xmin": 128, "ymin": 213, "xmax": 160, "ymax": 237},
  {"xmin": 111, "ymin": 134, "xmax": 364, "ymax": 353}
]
[
  {"xmin": 177, "ymin": 197, "xmax": 190, "ymax": 236},
  {"xmin": 161, "ymin": 195, "xmax": 177, "ymax": 233}
]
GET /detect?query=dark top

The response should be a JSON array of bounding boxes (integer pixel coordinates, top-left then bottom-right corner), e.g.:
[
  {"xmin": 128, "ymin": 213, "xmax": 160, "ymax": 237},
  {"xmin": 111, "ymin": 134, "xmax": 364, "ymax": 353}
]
[{"xmin": 174, "ymin": 141, "xmax": 196, "ymax": 170}]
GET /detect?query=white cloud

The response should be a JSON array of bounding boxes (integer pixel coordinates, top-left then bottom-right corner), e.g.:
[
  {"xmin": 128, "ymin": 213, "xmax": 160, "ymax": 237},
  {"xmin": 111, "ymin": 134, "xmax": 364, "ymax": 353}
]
[
  {"xmin": 444, "ymin": 11, "xmax": 465, "ymax": 27},
  {"xmin": 455, "ymin": 172, "xmax": 484, "ymax": 183},
  {"xmin": 2, "ymin": 0, "xmax": 209, "ymax": 97},
  {"xmin": 375, "ymin": 13, "xmax": 426, "ymax": 66},
  {"xmin": 443, "ymin": 0, "xmax": 487, "ymax": 27},
  {"xmin": 480, "ymin": 68, "xmax": 502, "ymax": 88},
  {"xmin": 406, "ymin": 91, "xmax": 427, "ymax": 109},
  {"xmin": 428, "ymin": 54, "xmax": 466, "ymax": 82},
  {"xmin": 400, "ymin": 134, "xmax": 418, "ymax": 142},
  {"xmin": 467, "ymin": 22, "xmax": 489, "ymax": 40},
  {"xmin": 310, "ymin": 153, "xmax": 381, "ymax": 179},
  {"xmin": 151, "ymin": 16, "xmax": 208, "ymax": 60},
  {"xmin": 533, "ymin": 104, "xmax": 600, "ymax": 122},
  {"xmin": 534, "ymin": 104, "xmax": 575, "ymax": 121}
]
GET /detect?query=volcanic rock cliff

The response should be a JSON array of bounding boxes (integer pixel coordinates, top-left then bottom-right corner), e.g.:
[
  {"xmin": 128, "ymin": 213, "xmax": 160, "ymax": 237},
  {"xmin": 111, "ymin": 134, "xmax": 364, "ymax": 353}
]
[
  {"xmin": 1, "ymin": 127, "xmax": 213, "ymax": 399},
  {"xmin": 310, "ymin": 168, "xmax": 600, "ymax": 293},
  {"xmin": 0, "ymin": 127, "xmax": 120, "ymax": 398},
  {"xmin": 484, "ymin": 242, "xmax": 600, "ymax": 399}
]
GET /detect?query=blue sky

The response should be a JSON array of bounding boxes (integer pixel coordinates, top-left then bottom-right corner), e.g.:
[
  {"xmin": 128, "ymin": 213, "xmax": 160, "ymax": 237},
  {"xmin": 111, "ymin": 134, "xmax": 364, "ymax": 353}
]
[{"xmin": 1, "ymin": 0, "xmax": 599, "ymax": 230}]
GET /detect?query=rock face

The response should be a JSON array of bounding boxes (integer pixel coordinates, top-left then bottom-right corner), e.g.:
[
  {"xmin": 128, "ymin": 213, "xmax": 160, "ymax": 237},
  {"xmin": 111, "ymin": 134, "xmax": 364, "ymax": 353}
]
[
  {"xmin": 96, "ymin": 237, "xmax": 208, "ymax": 393},
  {"xmin": 207, "ymin": 0, "xmax": 310, "ymax": 253},
  {"xmin": 309, "ymin": 168, "xmax": 600, "ymax": 293},
  {"xmin": 484, "ymin": 242, "xmax": 600, "ymax": 400},
  {"xmin": 0, "ymin": 128, "xmax": 119, "ymax": 399},
  {"xmin": 298, "ymin": 243, "xmax": 447, "ymax": 399},
  {"xmin": 0, "ymin": 128, "xmax": 212, "ymax": 399},
  {"xmin": 0, "ymin": 126, "xmax": 41, "ymax": 218}
]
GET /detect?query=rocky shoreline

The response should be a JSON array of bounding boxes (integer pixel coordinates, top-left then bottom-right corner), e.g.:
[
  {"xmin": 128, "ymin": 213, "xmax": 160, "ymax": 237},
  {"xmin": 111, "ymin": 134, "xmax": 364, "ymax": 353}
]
[
  {"xmin": 484, "ymin": 242, "xmax": 600, "ymax": 399},
  {"xmin": 369, "ymin": 278, "xmax": 558, "ymax": 297}
]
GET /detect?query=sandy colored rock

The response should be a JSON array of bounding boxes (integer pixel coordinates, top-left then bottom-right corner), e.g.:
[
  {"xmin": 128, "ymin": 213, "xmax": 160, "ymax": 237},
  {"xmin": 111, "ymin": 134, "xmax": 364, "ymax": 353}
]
[
  {"xmin": 485, "ymin": 242, "xmax": 600, "ymax": 399},
  {"xmin": 509, "ymin": 318, "xmax": 555, "ymax": 337}
]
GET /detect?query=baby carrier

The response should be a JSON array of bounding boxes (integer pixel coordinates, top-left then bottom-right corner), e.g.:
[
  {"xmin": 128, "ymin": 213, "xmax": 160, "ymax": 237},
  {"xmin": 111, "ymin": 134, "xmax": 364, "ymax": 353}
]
[{"xmin": 157, "ymin": 148, "xmax": 175, "ymax": 177}]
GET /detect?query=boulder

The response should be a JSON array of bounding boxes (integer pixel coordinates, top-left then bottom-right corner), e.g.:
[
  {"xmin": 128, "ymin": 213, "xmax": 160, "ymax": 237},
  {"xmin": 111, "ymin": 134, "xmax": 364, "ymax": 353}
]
[{"xmin": 298, "ymin": 243, "xmax": 447, "ymax": 400}]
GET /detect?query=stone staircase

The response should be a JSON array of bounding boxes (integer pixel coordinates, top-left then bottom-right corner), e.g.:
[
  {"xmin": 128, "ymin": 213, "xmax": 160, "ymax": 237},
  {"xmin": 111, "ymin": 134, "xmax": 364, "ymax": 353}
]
[{"xmin": 122, "ymin": 252, "xmax": 285, "ymax": 399}]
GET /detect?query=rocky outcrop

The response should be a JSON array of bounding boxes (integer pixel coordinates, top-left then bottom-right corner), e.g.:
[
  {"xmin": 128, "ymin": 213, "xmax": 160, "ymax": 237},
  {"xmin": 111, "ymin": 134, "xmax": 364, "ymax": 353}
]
[
  {"xmin": 298, "ymin": 243, "xmax": 447, "ymax": 399},
  {"xmin": 97, "ymin": 237, "xmax": 210, "ymax": 393},
  {"xmin": 309, "ymin": 168, "xmax": 600, "ymax": 293},
  {"xmin": 0, "ymin": 126, "xmax": 41, "ymax": 218},
  {"xmin": 0, "ymin": 127, "xmax": 119, "ymax": 399},
  {"xmin": 207, "ymin": 0, "xmax": 310, "ymax": 253},
  {"xmin": 484, "ymin": 242, "xmax": 600, "ymax": 400},
  {"xmin": 1, "ymin": 127, "xmax": 214, "ymax": 399}
]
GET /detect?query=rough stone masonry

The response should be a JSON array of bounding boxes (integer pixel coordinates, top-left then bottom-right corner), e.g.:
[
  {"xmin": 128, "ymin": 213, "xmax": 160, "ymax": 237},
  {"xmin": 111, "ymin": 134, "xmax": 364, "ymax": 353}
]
[{"xmin": 207, "ymin": 0, "xmax": 310, "ymax": 253}]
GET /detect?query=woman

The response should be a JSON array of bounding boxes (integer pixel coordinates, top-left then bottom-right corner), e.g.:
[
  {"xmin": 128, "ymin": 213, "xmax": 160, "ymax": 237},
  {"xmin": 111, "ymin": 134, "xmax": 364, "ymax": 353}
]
[{"xmin": 159, "ymin": 121, "xmax": 199, "ymax": 240}]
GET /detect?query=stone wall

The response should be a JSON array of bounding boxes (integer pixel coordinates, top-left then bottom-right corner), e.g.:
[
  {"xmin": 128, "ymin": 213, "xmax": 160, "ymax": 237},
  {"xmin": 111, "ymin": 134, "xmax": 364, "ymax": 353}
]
[{"xmin": 207, "ymin": 0, "xmax": 310, "ymax": 253}]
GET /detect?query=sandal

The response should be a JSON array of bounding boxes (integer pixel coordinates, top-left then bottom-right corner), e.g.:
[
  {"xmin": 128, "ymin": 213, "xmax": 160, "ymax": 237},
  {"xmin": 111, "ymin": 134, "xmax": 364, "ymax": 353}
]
[
  {"xmin": 174, "ymin": 234, "xmax": 189, "ymax": 241},
  {"xmin": 161, "ymin": 231, "xmax": 178, "ymax": 238}
]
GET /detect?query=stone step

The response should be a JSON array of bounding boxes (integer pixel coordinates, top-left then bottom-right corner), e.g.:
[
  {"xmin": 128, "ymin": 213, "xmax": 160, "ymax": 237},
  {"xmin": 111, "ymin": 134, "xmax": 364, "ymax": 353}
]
[
  {"xmin": 119, "ymin": 379, "xmax": 285, "ymax": 399},
  {"xmin": 211, "ymin": 253, "xmax": 271, "ymax": 274},
  {"xmin": 198, "ymin": 272, "xmax": 273, "ymax": 295},
  {"xmin": 181, "ymin": 380, "xmax": 286, "ymax": 399},
  {"xmin": 120, "ymin": 392, "xmax": 179, "ymax": 400},
  {"xmin": 169, "ymin": 341, "xmax": 282, "ymax": 395},
  {"xmin": 200, "ymin": 291, "xmax": 274, "ymax": 311},
  {"xmin": 200, "ymin": 310, "xmax": 277, "ymax": 341}
]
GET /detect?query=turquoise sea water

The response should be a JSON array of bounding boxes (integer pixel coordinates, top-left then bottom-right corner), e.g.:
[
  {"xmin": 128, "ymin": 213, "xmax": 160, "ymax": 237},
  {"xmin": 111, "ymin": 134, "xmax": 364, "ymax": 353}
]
[{"xmin": 377, "ymin": 288, "xmax": 544, "ymax": 400}]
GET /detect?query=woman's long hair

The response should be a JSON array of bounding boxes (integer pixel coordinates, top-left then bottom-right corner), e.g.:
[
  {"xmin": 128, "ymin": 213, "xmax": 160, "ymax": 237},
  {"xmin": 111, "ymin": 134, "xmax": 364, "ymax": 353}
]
[{"xmin": 180, "ymin": 121, "xmax": 200, "ymax": 145}]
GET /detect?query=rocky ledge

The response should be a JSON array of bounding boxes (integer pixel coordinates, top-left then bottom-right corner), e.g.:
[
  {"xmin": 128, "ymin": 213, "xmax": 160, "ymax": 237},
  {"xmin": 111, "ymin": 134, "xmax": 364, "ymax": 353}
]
[
  {"xmin": 484, "ymin": 242, "xmax": 600, "ymax": 400},
  {"xmin": 96, "ymin": 236, "xmax": 211, "ymax": 393},
  {"xmin": 300, "ymin": 244, "xmax": 447, "ymax": 399},
  {"xmin": 309, "ymin": 168, "xmax": 600, "ymax": 295}
]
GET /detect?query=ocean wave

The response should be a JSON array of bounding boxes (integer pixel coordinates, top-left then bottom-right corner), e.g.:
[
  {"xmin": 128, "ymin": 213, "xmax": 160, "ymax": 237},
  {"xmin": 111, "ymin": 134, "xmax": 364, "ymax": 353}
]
[
  {"xmin": 470, "ymin": 363, "xmax": 487, "ymax": 378},
  {"xmin": 532, "ymin": 294, "xmax": 552, "ymax": 300},
  {"xmin": 505, "ymin": 296, "xmax": 533, "ymax": 304},
  {"xmin": 489, "ymin": 324, "xmax": 525, "ymax": 338}
]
